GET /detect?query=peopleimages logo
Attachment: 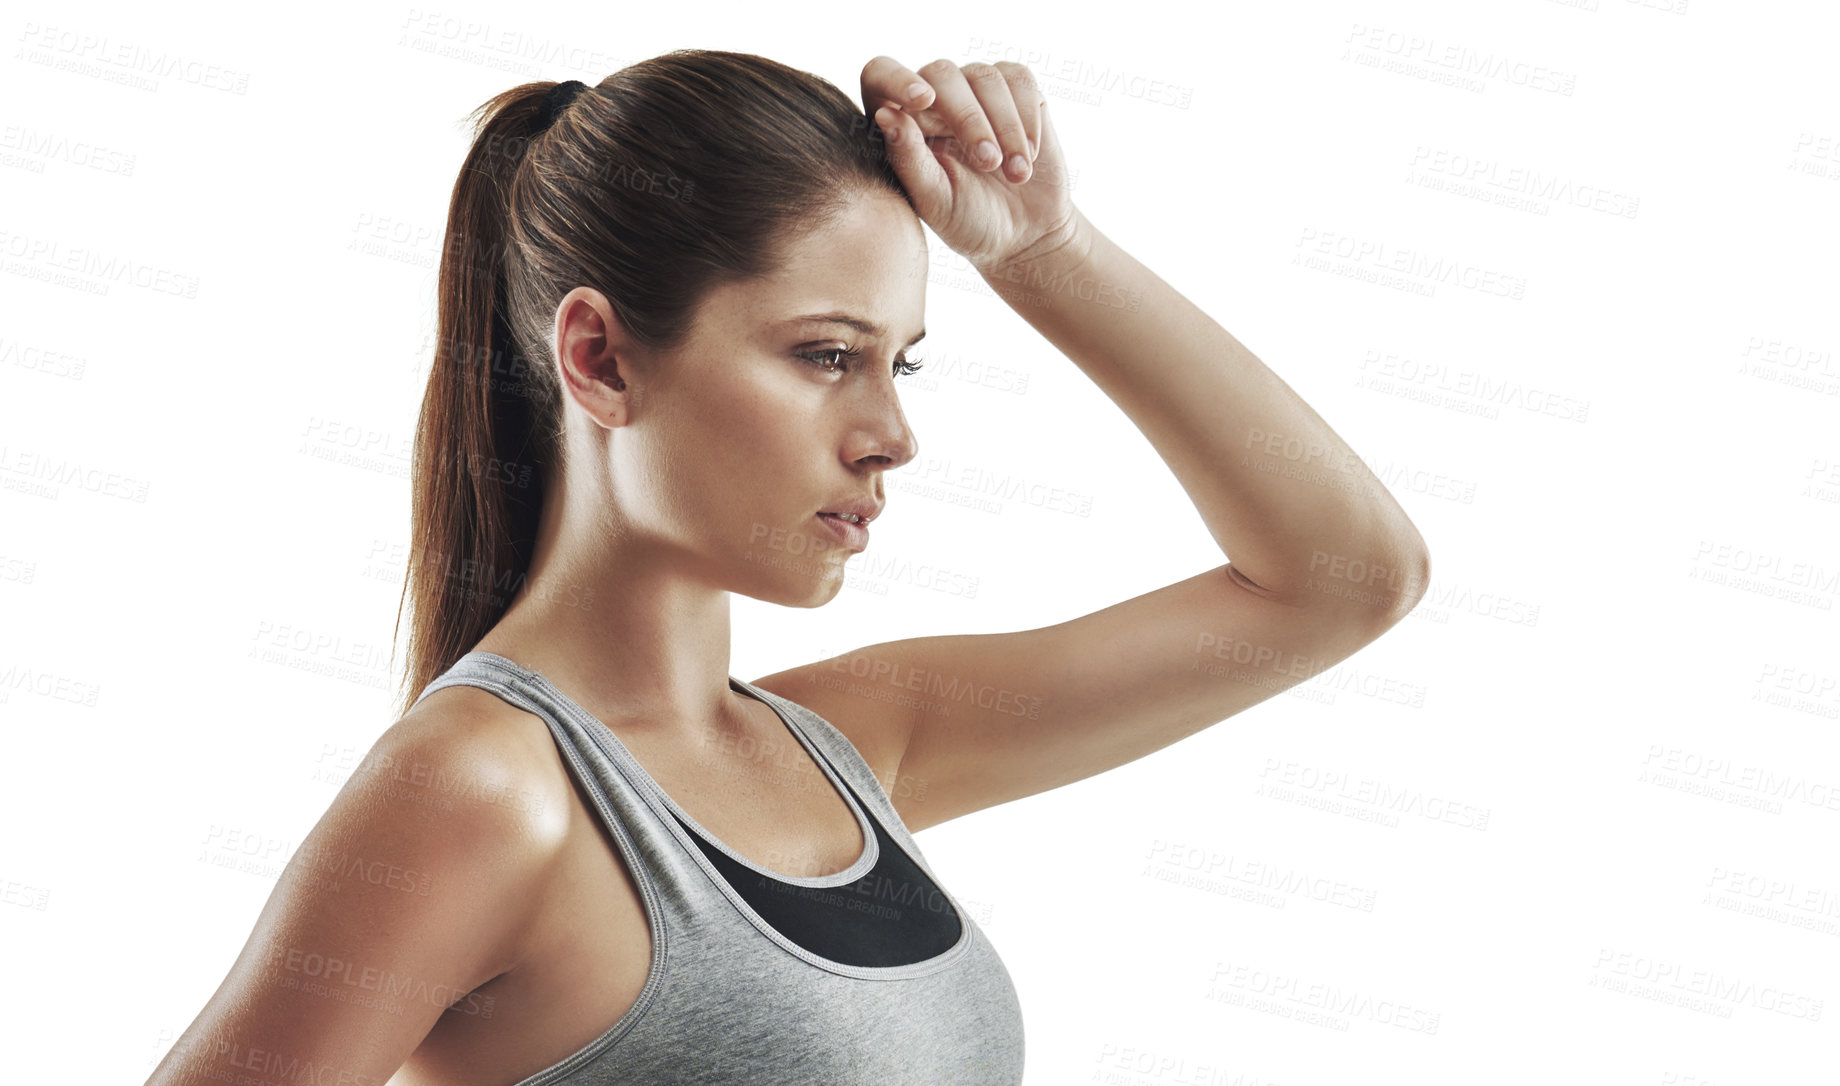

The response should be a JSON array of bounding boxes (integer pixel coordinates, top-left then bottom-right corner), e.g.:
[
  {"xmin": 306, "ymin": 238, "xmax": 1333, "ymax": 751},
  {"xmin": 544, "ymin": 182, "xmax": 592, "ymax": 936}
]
[{"xmin": 266, "ymin": 944, "xmax": 496, "ymax": 1019}]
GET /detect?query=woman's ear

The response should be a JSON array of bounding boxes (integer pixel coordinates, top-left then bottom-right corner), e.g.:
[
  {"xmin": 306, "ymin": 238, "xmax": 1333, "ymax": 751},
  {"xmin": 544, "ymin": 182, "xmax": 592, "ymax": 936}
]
[{"xmin": 553, "ymin": 287, "xmax": 636, "ymax": 426}]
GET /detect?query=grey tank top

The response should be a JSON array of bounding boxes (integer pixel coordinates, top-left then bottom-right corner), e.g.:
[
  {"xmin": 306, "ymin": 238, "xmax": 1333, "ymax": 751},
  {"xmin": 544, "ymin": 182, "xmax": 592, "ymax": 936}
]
[{"xmin": 411, "ymin": 651, "xmax": 1026, "ymax": 1085}]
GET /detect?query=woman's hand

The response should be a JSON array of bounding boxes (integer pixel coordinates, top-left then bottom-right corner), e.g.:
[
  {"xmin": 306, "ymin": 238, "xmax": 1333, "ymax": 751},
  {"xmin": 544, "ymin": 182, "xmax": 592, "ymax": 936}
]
[{"xmin": 860, "ymin": 56, "xmax": 1080, "ymax": 277}]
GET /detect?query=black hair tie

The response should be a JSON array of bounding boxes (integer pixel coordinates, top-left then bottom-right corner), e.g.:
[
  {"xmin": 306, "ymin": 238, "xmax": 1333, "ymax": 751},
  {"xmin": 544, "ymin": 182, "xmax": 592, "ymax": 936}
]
[{"xmin": 538, "ymin": 79, "xmax": 590, "ymax": 130}]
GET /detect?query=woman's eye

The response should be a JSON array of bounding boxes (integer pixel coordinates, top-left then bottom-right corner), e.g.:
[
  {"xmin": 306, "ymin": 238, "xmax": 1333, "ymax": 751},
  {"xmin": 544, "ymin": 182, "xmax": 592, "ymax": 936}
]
[
  {"xmin": 796, "ymin": 347, "xmax": 925, "ymax": 378},
  {"xmin": 797, "ymin": 346, "xmax": 860, "ymax": 373}
]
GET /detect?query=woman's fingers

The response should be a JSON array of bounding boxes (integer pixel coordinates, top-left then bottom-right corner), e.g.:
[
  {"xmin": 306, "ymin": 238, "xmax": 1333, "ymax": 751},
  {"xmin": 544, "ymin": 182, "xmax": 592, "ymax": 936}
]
[
  {"xmin": 872, "ymin": 103, "xmax": 949, "ymax": 216},
  {"xmin": 962, "ymin": 62, "xmax": 1035, "ymax": 181},
  {"xmin": 862, "ymin": 56, "xmax": 1042, "ymax": 183},
  {"xmin": 860, "ymin": 55, "xmax": 935, "ymax": 117},
  {"xmin": 994, "ymin": 61, "xmax": 1043, "ymax": 165},
  {"xmin": 914, "ymin": 59, "xmax": 1025, "ymax": 178}
]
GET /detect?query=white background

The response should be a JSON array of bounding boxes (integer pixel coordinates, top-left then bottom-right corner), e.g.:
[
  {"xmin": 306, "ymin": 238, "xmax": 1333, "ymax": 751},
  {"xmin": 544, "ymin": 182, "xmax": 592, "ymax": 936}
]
[{"xmin": 3, "ymin": 1, "xmax": 1838, "ymax": 1083}]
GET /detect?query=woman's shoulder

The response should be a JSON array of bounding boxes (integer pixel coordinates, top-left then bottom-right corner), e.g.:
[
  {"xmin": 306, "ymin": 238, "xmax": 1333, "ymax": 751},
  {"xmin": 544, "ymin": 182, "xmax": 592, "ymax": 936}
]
[{"xmin": 372, "ymin": 683, "xmax": 580, "ymax": 845}]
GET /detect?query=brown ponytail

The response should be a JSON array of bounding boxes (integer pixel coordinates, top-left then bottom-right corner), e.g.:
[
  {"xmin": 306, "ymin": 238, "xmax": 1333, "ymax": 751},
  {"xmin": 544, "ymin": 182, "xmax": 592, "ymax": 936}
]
[{"xmin": 389, "ymin": 50, "xmax": 906, "ymax": 717}]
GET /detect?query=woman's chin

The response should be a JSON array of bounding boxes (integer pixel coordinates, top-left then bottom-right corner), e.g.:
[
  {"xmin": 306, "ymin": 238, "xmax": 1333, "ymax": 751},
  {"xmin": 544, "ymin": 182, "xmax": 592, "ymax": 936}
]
[{"xmin": 734, "ymin": 549, "xmax": 851, "ymax": 607}]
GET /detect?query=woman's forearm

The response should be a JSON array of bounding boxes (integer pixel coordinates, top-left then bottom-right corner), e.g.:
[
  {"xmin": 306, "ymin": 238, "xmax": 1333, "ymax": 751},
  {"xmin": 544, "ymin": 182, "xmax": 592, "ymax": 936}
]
[{"xmin": 981, "ymin": 205, "xmax": 1430, "ymax": 619}]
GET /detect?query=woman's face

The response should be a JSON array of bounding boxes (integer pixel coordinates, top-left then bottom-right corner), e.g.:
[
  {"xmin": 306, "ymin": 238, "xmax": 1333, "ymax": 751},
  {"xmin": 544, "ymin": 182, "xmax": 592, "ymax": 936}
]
[{"xmin": 581, "ymin": 190, "xmax": 929, "ymax": 607}]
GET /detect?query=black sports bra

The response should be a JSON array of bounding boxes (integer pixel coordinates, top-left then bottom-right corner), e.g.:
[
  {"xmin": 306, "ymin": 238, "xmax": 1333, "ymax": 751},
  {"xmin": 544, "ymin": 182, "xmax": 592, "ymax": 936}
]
[{"xmin": 665, "ymin": 762, "xmax": 963, "ymax": 967}]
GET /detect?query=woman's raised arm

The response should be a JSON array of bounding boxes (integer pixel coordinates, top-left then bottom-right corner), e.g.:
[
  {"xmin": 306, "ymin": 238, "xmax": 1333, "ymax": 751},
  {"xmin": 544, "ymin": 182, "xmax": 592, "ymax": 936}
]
[{"xmin": 741, "ymin": 57, "xmax": 1430, "ymax": 833}]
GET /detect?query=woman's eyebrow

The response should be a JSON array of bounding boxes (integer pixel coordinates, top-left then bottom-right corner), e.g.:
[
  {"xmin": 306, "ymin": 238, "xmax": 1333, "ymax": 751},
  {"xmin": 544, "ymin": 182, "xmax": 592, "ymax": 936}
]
[{"xmin": 785, "ymin": 313, "xmax": 926, "ymax": 349}]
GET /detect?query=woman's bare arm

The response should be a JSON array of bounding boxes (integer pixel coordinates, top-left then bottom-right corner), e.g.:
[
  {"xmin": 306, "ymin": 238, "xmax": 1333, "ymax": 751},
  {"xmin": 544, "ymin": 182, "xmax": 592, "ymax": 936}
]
[
  {"xmin": 748, "ymin": 58, "xmax": 1431, "ymax": 832},
  {"xmin": 145, "ymin": 708, "xmax": 571, "ymax": 1086}
]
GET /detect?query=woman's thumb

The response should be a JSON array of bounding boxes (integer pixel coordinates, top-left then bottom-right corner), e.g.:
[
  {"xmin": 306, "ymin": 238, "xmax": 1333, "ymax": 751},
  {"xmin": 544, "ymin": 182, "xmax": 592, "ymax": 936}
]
[{"xmin": 875, "ymin": 105, "xmax": 946, "ymax": 218}]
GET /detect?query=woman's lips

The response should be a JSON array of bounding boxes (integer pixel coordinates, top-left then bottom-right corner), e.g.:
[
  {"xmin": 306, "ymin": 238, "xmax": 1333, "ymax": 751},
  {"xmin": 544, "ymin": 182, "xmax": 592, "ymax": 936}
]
[{"xmin": 815, "ymin": 512, "xmax": 869, "ymax": 550}]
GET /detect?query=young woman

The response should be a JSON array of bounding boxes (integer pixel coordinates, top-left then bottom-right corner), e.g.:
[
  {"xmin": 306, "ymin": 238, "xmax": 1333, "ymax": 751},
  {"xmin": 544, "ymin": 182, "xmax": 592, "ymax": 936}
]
[{"xmin": 150, "ymin": 48, "xmax": 1428, "ymax": 1086}]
